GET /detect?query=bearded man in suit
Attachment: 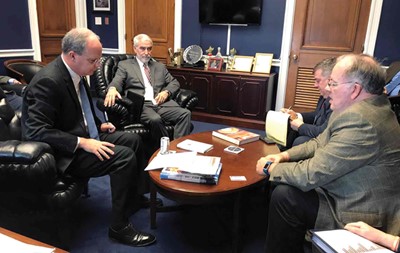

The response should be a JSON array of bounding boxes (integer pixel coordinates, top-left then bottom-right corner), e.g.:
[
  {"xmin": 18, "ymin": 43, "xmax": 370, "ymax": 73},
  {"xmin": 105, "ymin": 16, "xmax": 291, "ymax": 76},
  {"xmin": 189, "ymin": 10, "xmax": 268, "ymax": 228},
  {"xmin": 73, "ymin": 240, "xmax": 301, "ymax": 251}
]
[
  {"xmin": 22, "ymin": 28, "xmax": 156, "ymax": 247},
  {"xmin": 256, "ymin": 54, "xmax": 400, "ymax": 253},
  {"xmin": 104, "ymin": 34, "xmax": 191, "ymax": 145}
]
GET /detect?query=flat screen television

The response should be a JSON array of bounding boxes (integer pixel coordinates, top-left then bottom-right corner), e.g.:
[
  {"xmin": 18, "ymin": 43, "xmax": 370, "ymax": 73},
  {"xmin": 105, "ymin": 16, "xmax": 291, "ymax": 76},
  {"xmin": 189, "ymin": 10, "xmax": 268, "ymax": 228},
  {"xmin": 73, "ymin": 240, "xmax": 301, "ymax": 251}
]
[{"xmin": 199, "ymin": 0, "xmax": 263, "ymax": 25}]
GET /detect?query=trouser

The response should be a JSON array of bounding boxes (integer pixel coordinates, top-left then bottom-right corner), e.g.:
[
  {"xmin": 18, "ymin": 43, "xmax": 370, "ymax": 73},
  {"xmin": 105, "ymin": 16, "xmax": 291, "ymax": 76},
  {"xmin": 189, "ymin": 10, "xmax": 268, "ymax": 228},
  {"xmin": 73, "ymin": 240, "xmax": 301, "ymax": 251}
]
[{"xmin": 265, "ymin": 184, "xmax": 319, "ymax": 253}]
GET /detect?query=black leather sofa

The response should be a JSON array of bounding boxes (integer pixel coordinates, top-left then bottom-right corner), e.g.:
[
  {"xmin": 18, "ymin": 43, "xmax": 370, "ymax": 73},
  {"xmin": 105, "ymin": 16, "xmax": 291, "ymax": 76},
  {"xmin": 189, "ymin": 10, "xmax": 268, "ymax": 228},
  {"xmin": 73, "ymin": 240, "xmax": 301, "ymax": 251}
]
[
  {"xmin": 0, "ymin": 87, "xmax": 86, "ymax": 248},
  {"xmin": 91, "ymin": 54, "xmax": 199, "ymax": 141}
]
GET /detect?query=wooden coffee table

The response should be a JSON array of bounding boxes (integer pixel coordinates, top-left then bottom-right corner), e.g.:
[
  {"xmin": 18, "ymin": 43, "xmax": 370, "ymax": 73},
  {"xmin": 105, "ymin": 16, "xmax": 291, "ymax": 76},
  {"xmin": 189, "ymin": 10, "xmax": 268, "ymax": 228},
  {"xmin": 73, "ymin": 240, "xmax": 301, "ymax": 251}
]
[
  {"xmin": 0, "ymin": 227, "xmax": 68, "ymax": 253},
  {"xmin": 148, "ymin": 131, "xmax": 280, "ymax": 252}
]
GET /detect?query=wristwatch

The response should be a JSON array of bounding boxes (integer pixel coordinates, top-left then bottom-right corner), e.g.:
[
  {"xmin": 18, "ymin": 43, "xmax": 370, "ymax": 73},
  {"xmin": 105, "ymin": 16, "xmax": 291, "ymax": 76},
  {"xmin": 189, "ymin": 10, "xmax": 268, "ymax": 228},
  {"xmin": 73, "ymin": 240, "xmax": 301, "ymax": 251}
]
[{"xmin": 263, "ymin": 161, "xmax": 272, "ymax": 176}]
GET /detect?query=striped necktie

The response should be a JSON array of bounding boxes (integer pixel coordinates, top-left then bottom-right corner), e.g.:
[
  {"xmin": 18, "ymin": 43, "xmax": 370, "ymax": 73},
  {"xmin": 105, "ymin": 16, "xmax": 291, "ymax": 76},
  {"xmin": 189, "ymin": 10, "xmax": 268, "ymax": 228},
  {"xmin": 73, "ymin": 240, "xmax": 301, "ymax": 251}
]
[{"xmin": 143, "ymin": 63, "xmax": 152, "ymax": 84}]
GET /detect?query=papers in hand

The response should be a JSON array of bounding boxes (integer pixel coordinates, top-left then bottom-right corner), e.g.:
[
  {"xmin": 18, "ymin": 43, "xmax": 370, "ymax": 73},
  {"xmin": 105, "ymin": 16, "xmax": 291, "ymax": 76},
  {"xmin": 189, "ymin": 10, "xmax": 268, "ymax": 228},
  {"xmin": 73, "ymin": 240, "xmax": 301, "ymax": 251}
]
[
  {"xmin": 311, "ymin": 229, "xmax": 393, "ymax": 253},
  {"xmin": 145, "ymin": 152, "xmax": 221, "ymax": 175},
  {"xmin": 265, "ymin": 110, "xmax": 290, "ymax": 146}
]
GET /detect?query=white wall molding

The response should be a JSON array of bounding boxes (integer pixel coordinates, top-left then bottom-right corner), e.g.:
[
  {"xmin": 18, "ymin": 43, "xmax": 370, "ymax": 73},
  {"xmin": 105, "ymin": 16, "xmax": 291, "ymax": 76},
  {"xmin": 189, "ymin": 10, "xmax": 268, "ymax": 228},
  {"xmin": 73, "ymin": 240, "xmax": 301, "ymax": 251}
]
[
  {"xmin": 364, "ymin": 0, "xmax": 383, "ymax": 56},
  {"xmin": 27, "ymin": 0, "xmax": 41, "ymax": 60}
]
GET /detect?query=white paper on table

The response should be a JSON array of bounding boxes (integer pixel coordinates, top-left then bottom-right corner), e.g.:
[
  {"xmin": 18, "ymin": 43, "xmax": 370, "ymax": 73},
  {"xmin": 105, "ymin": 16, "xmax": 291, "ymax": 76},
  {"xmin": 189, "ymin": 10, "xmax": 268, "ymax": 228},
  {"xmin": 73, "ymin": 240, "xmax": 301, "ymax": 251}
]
[
  {"xmin": 0, "ymin": 233, "xmax": 55, "ymax": 253},
  {"xmin": 144, "ymin": 152, "xmax": 197, "ymax": 171}
]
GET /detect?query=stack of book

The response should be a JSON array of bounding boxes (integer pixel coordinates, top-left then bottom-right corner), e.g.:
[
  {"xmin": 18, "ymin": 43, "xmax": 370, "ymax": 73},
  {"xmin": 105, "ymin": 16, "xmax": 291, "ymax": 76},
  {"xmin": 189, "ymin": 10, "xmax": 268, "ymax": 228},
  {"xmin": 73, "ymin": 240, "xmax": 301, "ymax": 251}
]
[{"xmin": 160, "ymin": 163, "xmax": 222, "ymax": 185}]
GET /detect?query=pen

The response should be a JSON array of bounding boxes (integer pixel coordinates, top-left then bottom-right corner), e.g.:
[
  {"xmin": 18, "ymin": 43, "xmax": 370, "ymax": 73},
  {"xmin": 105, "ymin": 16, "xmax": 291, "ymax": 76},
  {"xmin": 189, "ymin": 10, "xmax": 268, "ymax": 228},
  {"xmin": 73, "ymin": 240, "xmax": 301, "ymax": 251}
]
[
  {"xmin": 104, "ymin": 111, "xmax": 113, "ymax": 133},
  {"xmin": 287, "ymin": 106, "xmax": 292, "ymax": 111}
]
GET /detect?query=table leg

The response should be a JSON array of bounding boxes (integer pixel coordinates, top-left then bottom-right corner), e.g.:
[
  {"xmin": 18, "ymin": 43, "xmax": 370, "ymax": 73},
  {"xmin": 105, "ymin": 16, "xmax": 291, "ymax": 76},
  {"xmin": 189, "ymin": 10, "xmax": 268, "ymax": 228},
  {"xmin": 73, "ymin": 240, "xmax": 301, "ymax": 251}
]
[{"xmin": 150, "ymin": 181, "xmax": 157, "ymax": 229}]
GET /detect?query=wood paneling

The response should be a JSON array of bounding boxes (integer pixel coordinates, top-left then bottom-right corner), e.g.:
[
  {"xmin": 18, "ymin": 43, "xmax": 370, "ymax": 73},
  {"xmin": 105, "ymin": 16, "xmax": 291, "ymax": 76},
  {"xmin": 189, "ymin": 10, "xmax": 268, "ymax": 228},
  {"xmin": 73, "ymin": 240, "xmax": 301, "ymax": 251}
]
[
  {"xmin": 126, "ymin": 0, "xmax": 175, "ymax": 64},
  {"xmin": 285, "ymin": 0, "xmax": 371, "ymax": 112},
  {"xmin": 36, "ymin": 0, "xmax": 76, "ymax": 63}
]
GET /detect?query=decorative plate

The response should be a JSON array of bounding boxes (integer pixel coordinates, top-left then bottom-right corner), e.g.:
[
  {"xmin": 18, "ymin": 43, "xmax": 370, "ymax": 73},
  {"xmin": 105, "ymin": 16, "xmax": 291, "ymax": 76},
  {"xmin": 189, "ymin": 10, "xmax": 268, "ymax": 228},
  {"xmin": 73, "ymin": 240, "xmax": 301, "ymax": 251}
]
[{"xmin": 183, "ymin": 45, "xmax": 203, "ymax": 64}]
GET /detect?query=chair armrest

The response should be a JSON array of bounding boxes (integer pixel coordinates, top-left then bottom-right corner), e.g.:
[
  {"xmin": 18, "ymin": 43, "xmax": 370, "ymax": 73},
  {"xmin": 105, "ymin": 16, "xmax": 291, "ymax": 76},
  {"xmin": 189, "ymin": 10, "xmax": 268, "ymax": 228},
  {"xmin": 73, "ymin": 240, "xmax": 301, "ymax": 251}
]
[
  {"xmin": 96, "ymin": 98, "xmax": 133, "ymax": 129},
  {"xmin": 173, "ymin": 89, "xmax": 199, "ymax": 110},
  {"xmin": 0, "ymin": 84, "xmax": 27, "ymax": 96},
  {"xmin": 0, "ymin": 140, "xmax": 58, "ymax": 192}
]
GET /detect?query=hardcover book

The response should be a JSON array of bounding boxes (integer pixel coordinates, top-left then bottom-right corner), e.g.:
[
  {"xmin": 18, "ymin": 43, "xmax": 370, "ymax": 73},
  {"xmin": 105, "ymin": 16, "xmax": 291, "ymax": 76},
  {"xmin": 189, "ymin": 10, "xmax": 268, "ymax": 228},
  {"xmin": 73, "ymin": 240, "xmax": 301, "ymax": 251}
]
[
  {"xmin": 311, "ymin": 229, "xmax": 393, "ymax": 253},
  {"xmin": 176, "ymin": 139, "xmax": 213, "ymax": 153},
  {"xmin": 212, "ymin": 127, "xmax": 260, "ymax": 145},
  {"xmin": 160, "ymin": 163, "xmax": 222, "ymax": 185}
]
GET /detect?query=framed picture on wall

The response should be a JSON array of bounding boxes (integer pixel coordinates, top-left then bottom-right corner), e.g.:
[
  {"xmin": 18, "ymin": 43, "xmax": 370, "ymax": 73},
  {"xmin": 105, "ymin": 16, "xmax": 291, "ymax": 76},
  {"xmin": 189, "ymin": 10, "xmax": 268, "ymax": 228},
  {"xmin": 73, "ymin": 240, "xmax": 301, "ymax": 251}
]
[
  {"xmin": 231, "ymin": 56, "xmax": 254, "ymax": 72},
  {"xmin": 253, "ymin": 53, "xmax": 273, "ymax": 74},
  {"xmin": 93, "ymin": 0, "xmax": 111, "ymax": 12},
  {"xmin": 207, "ymin": 57, "xmax": 223, "ymax": 71}
]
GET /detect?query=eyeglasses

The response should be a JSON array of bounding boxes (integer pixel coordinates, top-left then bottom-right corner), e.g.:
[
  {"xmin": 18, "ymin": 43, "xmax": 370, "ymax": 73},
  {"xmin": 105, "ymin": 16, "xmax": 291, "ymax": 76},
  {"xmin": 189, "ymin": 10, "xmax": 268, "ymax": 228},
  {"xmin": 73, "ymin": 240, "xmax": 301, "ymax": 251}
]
[
  {"xmin": 327, "ymin": 79, "xmax": 355, "ymax": 87},
  {"xmin": 136, "ymin": 46, "xmax": 153, "ymax": 52},
  {"xmin": 86, "ymin": 57, "xmax": 101, "ymax": 65}
]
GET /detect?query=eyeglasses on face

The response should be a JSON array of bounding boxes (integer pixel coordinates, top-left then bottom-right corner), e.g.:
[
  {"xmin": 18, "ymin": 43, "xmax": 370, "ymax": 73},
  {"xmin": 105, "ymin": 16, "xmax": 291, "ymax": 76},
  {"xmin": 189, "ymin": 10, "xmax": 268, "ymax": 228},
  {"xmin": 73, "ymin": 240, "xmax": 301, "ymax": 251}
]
[
  {"xmin": 327, "ymin": 79, "xmax": 355, "ymax": 87},
  {"xmin": 86, "ymin": 57, "xmax": 101, "ymax": 65}
]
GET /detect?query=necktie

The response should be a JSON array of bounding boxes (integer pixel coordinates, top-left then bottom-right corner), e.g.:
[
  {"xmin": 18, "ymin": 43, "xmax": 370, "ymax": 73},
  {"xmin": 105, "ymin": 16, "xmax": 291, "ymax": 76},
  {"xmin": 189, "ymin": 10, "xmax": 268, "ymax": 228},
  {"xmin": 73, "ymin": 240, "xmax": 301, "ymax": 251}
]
[
  {"xmin": 385, "ymin": 71, "xmax": 400, "ymax": 95},
  {"xmin": 143, "ymin": 63, "xmax": 151, "ymax": 84},
  {"xmin": 79, "ymin": 78, "xmax": 99, "ymax": 140}
]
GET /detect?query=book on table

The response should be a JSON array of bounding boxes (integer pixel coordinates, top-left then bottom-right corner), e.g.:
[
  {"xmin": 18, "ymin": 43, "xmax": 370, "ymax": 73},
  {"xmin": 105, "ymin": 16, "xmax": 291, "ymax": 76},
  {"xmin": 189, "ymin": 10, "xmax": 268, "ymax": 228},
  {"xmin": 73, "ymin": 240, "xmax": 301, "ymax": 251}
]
[
  {"xmin": 176, "ymin": 139, "xmax": 214, "ymax": 153},
  {"xmin": 212, "ymin": 127, "xmax": 260, "ymax": 145},
  {"xmin": 311, "ymin": 229, "xmax": 394, "ymax": 253},
  {"xmin": 160, "ymin": 163, "xmax": 222, "ymax": 185}
]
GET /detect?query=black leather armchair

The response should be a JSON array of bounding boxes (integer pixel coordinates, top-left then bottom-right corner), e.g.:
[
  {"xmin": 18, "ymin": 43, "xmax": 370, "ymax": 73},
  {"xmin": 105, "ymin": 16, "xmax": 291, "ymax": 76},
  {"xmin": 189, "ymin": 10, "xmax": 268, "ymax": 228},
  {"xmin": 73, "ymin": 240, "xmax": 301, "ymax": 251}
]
[
  {"xmin": 91, "ymin": 54, "xmax": 199, "ymax": 140},
  {"xmin": 0, "ymin": 87, "xmax": 86, "ymax": 248},
  {"xmin": 4, "ymin": 59, "xmax": 46, "ymax": 84}
]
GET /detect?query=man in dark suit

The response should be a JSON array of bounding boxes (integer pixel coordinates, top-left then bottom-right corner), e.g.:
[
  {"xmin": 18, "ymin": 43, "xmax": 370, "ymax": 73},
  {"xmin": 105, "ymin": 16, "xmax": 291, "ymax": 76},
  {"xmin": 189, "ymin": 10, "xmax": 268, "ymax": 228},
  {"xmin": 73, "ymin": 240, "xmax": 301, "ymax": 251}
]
[
  {"xmin": 256, "ymin": 54, "xmax": 400, "ymax": 252},
  {"xmin": 281, "ymin": 57, "xmax": 336, "ymax": 148},
  {"xmin": 22, "ymin": 28, "xmax": 156, "ymax": 247},
  {"xmin": 104, "ymin": 34, "xmax": 191, "ymax": 145},
  {"xmin": 384, "ymin": 60, "xmax": 400, "ymax": 96}
]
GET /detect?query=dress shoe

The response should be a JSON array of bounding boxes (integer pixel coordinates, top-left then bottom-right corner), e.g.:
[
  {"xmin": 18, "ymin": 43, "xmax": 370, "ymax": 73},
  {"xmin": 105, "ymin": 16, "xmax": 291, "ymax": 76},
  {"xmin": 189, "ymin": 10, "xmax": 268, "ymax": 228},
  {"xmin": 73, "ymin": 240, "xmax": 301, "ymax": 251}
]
[
  {"xmin": 109, "ymin": 223, "xmax": 156, "ymax": 247},
  {"xmin": 140, "ymin": 195, "xmax": 163, "ymax": 208}
]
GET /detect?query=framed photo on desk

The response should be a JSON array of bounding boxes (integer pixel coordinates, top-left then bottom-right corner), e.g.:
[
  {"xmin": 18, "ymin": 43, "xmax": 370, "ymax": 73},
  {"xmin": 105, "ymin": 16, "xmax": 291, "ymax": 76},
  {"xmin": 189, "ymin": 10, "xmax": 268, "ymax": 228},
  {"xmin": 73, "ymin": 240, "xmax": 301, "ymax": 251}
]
[
  {"xmin": 253, "ymin": 53, "xmax": 273, "ymax": 74},
  {"xmin": 231, "ymin": 55, "xmax": 254, "ymax": 73},
  {"xmin": 207, "ymin": 57, "xmax": 223, "ymax": 71}
]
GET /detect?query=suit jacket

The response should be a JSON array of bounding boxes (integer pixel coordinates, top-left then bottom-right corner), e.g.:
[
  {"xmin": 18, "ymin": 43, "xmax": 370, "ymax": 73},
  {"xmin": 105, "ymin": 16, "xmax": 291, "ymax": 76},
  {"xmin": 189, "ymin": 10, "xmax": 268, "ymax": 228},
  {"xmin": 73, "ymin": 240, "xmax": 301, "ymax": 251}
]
[
  {"xmin": 109, "ymin": 56, "xmax": 180, "ymax": 107},
  {"xmin": 270, "ymin": 94, "xmax": 400, "ymax": 235},
  {"xmin": 298, "ymin": 96, "xmax": 332, "ymax": 138},
  {"xmin": 22, "ymin": 56, "xmax": 102, "ymax": 172},
  {"xmin": 386, "ymin": 61, "xmax": 400, "ymax": 84}
]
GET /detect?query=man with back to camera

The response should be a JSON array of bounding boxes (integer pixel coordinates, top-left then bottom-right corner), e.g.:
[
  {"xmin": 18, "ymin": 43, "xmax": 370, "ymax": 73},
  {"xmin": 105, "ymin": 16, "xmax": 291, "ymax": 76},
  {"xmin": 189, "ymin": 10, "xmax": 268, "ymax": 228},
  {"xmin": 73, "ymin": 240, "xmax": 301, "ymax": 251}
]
[
  {"xmin": 256, "ymin": 54, "xmax": 400, "ymax": 252},
  {"xmin": 22, "ymin": 28, "xmax": 156, "ymax": 247},
  {"xmin": 104, "ymin": 34, "xmax": 191, "ymax": 145},
  {"xmin": 280, "ymin": 57, "xmax": 336, "ymax": 148}
]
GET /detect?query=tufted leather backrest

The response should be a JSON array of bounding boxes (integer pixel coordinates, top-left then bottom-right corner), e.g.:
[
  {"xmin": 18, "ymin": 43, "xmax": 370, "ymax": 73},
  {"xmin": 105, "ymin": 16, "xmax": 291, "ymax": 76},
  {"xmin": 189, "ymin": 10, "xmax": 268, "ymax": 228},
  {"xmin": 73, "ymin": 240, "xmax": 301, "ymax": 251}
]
[
  {"xmin": 0, "ymin": 88, "xmax": 21, "ymax": 141},
  {"xmin": 93, "ymin": 54, "xmax": 135, "ymax": 98}
]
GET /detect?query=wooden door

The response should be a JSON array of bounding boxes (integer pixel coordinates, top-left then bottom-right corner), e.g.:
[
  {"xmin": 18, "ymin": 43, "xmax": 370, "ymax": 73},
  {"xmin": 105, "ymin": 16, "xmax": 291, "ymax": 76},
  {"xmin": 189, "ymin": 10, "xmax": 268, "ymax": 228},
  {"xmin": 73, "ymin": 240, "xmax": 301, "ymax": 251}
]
[
  {"xmin": 285, "ymin": 0, "xmax": 371, "ymax": 112},
  {"xmin": 125, "ymin": 0, "xmax": 175, "ymax": 64},
  {"xmin": 36, "ymin": 0, "xmax": 76, "ymax": 64}
]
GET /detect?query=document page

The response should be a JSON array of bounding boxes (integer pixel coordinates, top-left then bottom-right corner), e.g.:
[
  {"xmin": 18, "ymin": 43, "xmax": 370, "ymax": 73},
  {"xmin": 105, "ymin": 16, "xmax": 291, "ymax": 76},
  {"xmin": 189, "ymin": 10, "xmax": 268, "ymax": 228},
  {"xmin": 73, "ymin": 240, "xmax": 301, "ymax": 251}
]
[
  {"xmin": 0, "ymin": 233, "xmax": 55, "ymax": 253},
  {"xmin": 265, "ymin": 110, "xmax": 290, "ymax": 146}
]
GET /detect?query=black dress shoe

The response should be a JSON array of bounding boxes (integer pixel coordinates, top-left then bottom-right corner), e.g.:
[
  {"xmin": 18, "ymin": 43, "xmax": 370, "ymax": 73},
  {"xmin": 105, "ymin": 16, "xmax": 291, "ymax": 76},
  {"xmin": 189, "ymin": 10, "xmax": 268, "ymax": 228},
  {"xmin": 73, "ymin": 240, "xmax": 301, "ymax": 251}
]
[
  {"xmin": 140, "ymin": 195, "xmax": 163, "ymax": 208},
  {"xmin": 109, "ymin": 223, "xmax": 156, "ymax": 247}
]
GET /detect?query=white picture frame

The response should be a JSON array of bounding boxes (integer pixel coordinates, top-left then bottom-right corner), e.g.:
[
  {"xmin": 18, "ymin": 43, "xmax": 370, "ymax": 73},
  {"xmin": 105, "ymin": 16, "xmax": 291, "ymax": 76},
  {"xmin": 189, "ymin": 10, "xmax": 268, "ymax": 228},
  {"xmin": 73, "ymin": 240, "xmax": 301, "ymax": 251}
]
[
  {"xmin": 252, "ymin": 53, "xmax": 273, "ymax": 74},
  {"xmin": 93, "ymin": 0, "xmax": 111, "ymax": 12},
  {"xmin": 231, "ymin": 55, "xmax": 254, "ymax": 73}
]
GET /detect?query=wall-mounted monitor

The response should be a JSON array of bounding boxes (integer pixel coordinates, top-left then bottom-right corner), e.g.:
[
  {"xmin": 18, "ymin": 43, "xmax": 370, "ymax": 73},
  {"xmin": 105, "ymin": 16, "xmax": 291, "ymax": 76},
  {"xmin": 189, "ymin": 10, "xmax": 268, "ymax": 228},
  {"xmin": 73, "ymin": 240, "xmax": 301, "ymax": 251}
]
[{"xmin": 199, "ymin": 0, "xmax": 263, "ymax": 26}]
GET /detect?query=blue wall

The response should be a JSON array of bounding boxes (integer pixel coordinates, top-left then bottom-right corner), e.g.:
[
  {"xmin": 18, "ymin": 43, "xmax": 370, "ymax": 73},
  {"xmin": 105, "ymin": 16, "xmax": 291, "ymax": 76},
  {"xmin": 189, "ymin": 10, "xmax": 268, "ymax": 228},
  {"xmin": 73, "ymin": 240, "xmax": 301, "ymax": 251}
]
[
  {"xmin": 182, "ymin": 0, "xmax": 285, "ymax": 57},
  {"xmin": 1, "ymin": 0, "xmax": 400, "ymax": 76},
  {"xmin": 86, "ymin": 0, "xmax": 119, "ymax": 49},
  {"xmin": 374, "ymin": 0, "xmax": 400, "ymax": 65}
]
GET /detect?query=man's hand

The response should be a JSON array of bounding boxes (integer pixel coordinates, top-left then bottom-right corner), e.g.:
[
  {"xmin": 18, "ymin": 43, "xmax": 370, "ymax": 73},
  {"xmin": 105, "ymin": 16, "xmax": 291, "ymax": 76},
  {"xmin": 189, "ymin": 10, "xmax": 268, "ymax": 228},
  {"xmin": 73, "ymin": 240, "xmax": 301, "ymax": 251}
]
[
  {"xmin": 104, "ymin": 87, "xmax": 121, "ymax": 107},
  {"xmin": 79, "ymin": 138, "xmax": 115, "ymax": 161},
  {"xmin": 280, "ymin": 108, "xmax": 298, "ymax": 120},
  {"xmin": 290, "ymin": 118, "xmax": 304, "ymax": 131},
  {"xmin": 255, "ymin": 152, "xmax": 289, "ymax": 175},
  {"xmin": 9, "ymin": 78, "xmax": 22, "ymax": 85},
  {"xmin": 100, "ymin": 122, "xmax": 116, "ymax": 133},
  {"xmin": 155, "ymin": 90, "xmax": 170, "ymax": 105}
]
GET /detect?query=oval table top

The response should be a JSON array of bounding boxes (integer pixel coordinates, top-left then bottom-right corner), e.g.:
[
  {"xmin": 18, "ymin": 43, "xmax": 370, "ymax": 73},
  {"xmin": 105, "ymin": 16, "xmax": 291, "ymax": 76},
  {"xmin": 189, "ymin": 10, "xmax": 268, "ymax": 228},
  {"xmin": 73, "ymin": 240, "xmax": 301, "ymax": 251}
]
[{"xmin": 148, "ymin": 131, "xmax": 280, "ymax": 198}]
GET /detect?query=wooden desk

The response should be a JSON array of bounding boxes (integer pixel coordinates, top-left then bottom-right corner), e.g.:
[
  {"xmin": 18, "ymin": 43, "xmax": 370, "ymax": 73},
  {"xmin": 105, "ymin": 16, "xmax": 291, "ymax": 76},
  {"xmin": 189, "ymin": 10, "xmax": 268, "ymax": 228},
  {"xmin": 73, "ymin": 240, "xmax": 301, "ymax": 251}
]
[
  {"xmin": 148, "ymin": 131, "xmax": 280, "ymax": 252},
  {"xmin": 0, "ymin": 227, "xmax": 68, "ymax": 253}
]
